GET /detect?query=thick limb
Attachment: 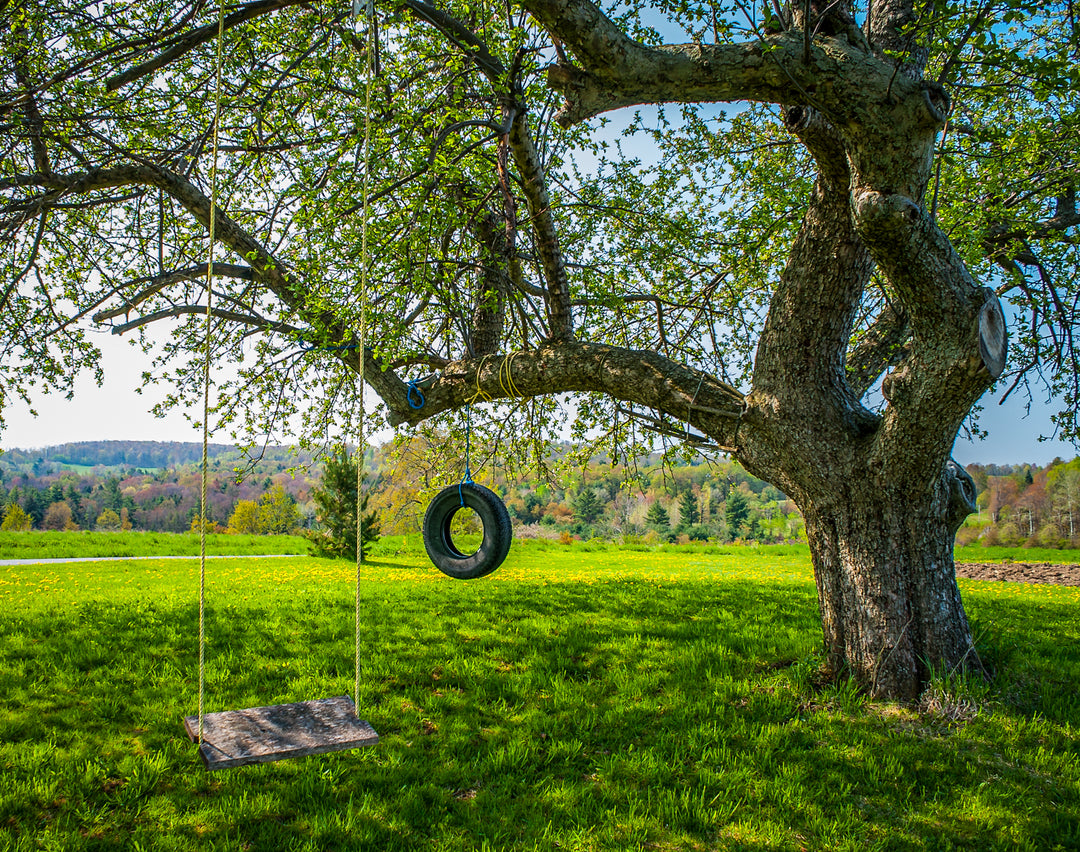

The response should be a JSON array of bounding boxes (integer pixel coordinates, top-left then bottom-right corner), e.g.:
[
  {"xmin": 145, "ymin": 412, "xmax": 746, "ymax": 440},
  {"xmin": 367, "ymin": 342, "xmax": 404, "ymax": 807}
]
[{"xmin": 379, "ymin": 339, "xmax": 743, "ymax": 446}]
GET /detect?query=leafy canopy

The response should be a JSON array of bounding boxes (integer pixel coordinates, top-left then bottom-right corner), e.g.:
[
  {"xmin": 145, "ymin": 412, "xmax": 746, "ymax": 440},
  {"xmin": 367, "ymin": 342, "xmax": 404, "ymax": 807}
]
[{"xmin": 0, "ymin": 0, "xmax": 1076, "ymax": 461}]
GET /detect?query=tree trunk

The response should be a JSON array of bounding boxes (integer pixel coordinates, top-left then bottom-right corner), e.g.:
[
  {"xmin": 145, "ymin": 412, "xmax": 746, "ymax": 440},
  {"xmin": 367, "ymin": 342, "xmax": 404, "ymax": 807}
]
[{"xmin": 801, "ymin": 474, "xmax": 980, "ymax": 701}]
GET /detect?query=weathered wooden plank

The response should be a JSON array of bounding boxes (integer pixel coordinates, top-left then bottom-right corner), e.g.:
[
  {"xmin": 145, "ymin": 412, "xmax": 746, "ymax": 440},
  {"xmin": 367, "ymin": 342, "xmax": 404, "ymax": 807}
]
[{"xmin": 183, "ymin": 696, "xmax": 378, "ymax": 770}]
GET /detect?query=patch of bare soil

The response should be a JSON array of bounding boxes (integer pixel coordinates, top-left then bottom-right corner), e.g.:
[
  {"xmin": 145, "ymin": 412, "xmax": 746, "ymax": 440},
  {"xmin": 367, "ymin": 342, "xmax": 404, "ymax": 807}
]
[{"xmin": 955, "ymin": 561, "xmax": 1080, "ymax": 586}]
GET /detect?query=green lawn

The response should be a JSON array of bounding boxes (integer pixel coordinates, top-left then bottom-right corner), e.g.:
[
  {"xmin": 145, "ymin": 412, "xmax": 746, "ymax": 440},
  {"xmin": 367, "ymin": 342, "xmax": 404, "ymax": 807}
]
[
  {"xmin": 5, "ymin": 530, "xmax": 1080, "ymax": 565},
  {"xmin": 2, "ymin": 542, "xmax": 1078, "ymax": 850},
  {"xmin": 0, "ymin": 530, "xmax": 310, "ymax": 559}
]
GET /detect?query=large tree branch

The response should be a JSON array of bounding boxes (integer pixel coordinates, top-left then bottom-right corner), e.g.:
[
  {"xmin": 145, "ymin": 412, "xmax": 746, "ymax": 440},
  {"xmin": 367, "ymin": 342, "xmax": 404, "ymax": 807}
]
[
  {"xmin": 399, "ymin": 3, "xmax": 575, "ymax": 340},
  {"xmin": 520, "ymin": 0, "xmax": 921, "ymax": 128},
  {"xmin": 105, "ymin": 0, "xmax": 314, "ymax": 92},
  {"xmin": 28, "ymin": 163, "xmax": 299, "ymax": 299},
  {"xmin": 983, "ymin": 208, "xmax": 1080, "ymax": 265},
  {"xmin": 385, "ymin": 339, "xmax": 744, "ymax": 447},
  {"xmin": 402, "ymin": 0, "xmax": 507, "ymax": 80},
  {"xmin": 782, "ymin": 105, "xmax": 849, "ymax": 191},
  {"xmin": 18, "ymin": 163, "xmax": 409, "ymax": 404},
  {"xmin": 857, "ymin": 192, "xmax": 1007, "ymax": 476},
  {"xmin": 866, "ymin": 0, "xmax": 929, "ymax": 78},
  {"xmin": 104, "ymin": 305, "xmax": 300, "ymax": 336},
  {"xmin": 750, "ymin": 167, "xmax": 874, "ymax": 429},
  {"xmin": 845, "ymin": 301, "xmax": 909, "ymax": 400},
  {"xmin": 505, "ymin": 105, "xmax": 574, "ymax": 339},
  {"xmin": 92, "ymin": 263, "xmax": 255, "ymax": 323},
  {"xmin": 852, "ymin": 190, "xmax": 993, "ymax": 346}
]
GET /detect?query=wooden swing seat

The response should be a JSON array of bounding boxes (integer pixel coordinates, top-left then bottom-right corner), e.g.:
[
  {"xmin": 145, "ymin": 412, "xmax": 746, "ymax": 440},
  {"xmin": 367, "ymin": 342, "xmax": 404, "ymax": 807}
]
[{"xmin": 183, "ymin": 695, "xmax": 378, "ymax": 770}]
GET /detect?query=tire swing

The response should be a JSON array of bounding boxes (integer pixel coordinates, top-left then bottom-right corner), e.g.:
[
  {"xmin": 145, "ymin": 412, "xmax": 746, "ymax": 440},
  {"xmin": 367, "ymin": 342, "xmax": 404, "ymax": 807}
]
[
  {"xmin": 416, "ymin": 381, "xmax": 513, "ymax": 580},
  {"xmin": 423, "ymin": 481, "xmax": 512, "ymax": 579}
]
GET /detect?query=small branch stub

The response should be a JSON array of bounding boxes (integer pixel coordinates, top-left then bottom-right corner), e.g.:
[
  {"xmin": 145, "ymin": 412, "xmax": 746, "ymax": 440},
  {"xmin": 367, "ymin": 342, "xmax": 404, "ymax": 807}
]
[{"xmin": 977, "ymin": 292, "xmax": 1007, "ymax": 379}]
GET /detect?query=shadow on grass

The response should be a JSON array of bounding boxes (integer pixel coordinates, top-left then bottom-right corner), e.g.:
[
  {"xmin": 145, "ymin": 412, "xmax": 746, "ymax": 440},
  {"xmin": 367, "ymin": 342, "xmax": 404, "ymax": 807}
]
[{"xmin": 1, "ymin": 580, "xmax": 1077, "ymax": 851}]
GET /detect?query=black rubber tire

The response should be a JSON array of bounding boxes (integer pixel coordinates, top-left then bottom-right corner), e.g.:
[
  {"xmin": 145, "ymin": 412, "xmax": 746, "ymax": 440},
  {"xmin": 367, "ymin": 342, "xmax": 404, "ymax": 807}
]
[{"xmin": 422, "ymin": 482, "xmax": 513, "ymax": 580}]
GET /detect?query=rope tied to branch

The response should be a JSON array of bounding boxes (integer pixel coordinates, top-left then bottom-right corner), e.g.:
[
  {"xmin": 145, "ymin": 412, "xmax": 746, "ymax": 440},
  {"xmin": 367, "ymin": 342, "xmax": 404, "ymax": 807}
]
[
  {"xmin": 465, "ymin": 355, "xmax": 493, "ymax": 406},
  {"xmin": 407, "ymin": 380, "xmax": 426, "ymax": 409},
  {"xmin": 197, "ymin": 0, "xmax": 229, "ymax": 750},
  {"xmin": 497, "ymin": 351, "xmax": 522, "ymax": 399}
]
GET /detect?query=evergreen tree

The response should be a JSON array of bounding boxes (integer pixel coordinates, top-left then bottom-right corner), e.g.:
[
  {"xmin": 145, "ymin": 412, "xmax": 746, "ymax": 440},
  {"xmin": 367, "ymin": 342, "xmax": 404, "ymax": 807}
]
[
  {"xmin": 63, "ymin": 483, "xmax": 84, "ymax": 526},
  {"xmin": 724, "ymin": 490, "xmax": 750, "ymax": 541},
  {"xmin": 677, "ymin": 489, "xmax": 700, "ymax": 528},
  {"xmin": 522, "ymin": 493, "xmax": 544, "ymax": 524},
  {"xmin": 22, "ymin": 490, "xmax": 45, "ymax": 528},
  {"xmin": 307, "ymin": 449, "xmax": 380, "ymax": 559},
  {"xmin": 102, "ymin": 477, "xmax": 123, "ymax": 512},
  {"xmin": 572, "ymin": 486, "xmax": 603, "ymax": 524},
  {"xmin": 645, "ymin": 500, "xmax": 670, "ymax": 531}
]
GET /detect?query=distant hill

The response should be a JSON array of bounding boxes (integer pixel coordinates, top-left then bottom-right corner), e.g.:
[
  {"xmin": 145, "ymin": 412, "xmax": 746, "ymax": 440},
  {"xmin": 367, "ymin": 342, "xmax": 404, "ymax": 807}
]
[
  {"xmin": 2, "ymin": 440, "xmax": 262, "ymax": 470},
  {"xmin": 0, "ymin": 440, "xmax": 321, "ymax": 533}
]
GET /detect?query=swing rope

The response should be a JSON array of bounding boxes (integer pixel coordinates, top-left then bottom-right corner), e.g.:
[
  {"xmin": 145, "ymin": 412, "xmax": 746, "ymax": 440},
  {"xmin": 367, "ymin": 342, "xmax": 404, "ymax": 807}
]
[
  {"xmin": 354, "ymin": 0, "xmax": 376, "ymax": 717},
  {"xmin": 197, "ymin": 0, "xmax": 228, "ymax": 747},
  {"xmin": 458, "ymin": 351, "xmax": 520, "ymax": 499},
  {"xmin": 458, "ymin": 356, "xmax": 495, "ymax": 498},
  {"xmin": 184, "ymin": 1, "xmax": 380, "ymax": 772}
]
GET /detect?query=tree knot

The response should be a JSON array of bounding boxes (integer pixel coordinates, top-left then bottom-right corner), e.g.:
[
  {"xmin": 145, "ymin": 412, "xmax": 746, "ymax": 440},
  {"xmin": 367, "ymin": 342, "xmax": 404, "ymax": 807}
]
[
  {"xmin": 944, "ymin": 459, "xmax": 976, "ymax": 534},
  {"xmin": 920, "ymin": 81, "xmax": 951, "ymax": 128},
  {"xmin": 852, "ymin": 190, "xmax": 923, "ymax": 236}
]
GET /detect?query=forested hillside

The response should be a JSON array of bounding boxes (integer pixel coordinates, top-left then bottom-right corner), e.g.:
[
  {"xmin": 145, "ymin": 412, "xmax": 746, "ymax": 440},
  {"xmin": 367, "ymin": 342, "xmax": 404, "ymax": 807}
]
[
  {"xmin": 0, "ymin": 443, "xmax": 318, "ymax": 533},
  {"xmin": 2, "ymin": 440, "xmax": 1078, "ymax": 547},
  {"xmin": 961, "ymin": 459, "xmax": 1080, "ymax": 547},
  {"xmin": 0, "ymin": 441, "xmax": 306, "ymax": 471}
]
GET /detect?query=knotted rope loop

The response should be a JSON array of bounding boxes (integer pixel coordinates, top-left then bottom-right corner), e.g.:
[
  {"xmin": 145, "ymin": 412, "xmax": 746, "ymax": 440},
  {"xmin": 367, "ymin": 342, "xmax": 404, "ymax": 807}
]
[{"xmin": 407, "ymin": 380, "xmax": 426, "ymax": 409}]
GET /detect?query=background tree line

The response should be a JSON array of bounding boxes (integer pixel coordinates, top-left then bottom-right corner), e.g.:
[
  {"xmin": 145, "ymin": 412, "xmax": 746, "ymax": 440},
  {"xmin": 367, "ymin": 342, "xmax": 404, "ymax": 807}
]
[
  {"xmin": 6, "ymin": 440, "xmax": 1077, "ymax": 548},
  {"xmin": 960, "ymin": 459, "xmax": 1080, "ymax": 548},
  {"xmin": 0, "ymin": 443, "xmax": 316, "ymax": 534}
]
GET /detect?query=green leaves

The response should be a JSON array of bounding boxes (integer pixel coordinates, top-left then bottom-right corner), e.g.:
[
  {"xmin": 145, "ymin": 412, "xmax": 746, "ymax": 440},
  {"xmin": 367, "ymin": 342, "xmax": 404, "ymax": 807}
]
[
  {"xmin": 2, "ymin": 0, "xmax": 1078, "ymax": 454},
  {"xmin": 919, "ymin": 0, "xmax": 1080, "ymax": 438}
]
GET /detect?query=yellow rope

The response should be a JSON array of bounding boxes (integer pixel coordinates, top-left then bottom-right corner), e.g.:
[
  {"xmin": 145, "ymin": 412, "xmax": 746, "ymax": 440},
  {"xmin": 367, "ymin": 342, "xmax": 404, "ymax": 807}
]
[
  {"xmin": 497, "ymin": 351, "xmax": 522, "ymax": 399},
  {"xmin": 466, "ymin": 355, "xmax": 494, "ymax": 405},
  {"xmin": 466, "ymin": 351, "xmax": 523, "ymax": 407},
  {"xmin": 198, "ymin": 0, "xmax": 228, "ymax": 746}
]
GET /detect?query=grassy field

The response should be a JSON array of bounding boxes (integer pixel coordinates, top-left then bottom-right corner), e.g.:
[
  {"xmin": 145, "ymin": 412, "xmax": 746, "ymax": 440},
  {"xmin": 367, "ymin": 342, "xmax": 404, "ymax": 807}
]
[
  {"xmin": 0, "ymin": 530, "xmax": 310, "ymax": 559},
  {"xmin": 4, "ymin": 529, "xmax": 1080, "ymax": 564},
  {"xmin": 2, "ymin": 541, "xmax": 1078, "ymax": 850}
]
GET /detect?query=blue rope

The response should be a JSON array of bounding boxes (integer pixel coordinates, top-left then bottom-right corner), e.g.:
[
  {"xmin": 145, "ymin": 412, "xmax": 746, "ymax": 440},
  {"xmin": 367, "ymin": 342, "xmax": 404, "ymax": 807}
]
[
  {"xmin": 298, "ymin": 341, "xmax": 361, "ymax": 354},
  {"xmin": 407, "ymin": 381, "xmax": 425, "ymax": 409},
  {"xmin": 459, "ymin": 404, "xmax": 473, "ymax": 506}
]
